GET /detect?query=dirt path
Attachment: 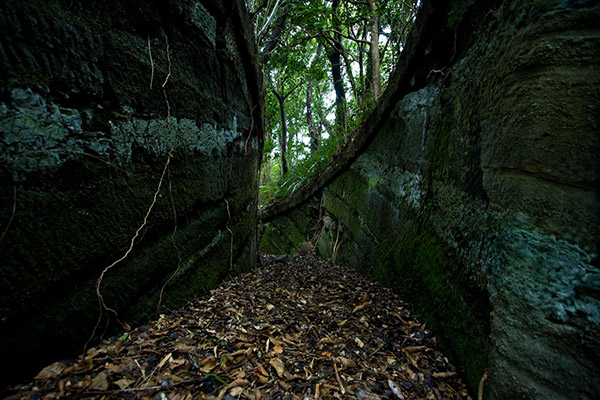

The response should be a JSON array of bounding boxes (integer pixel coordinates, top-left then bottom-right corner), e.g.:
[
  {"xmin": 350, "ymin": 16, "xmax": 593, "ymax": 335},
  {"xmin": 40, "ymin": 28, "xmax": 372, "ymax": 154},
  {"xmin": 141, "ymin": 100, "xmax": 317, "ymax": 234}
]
[{"xmin": 7, "ymin": 254, "xmax": 468, "ymax": 399}]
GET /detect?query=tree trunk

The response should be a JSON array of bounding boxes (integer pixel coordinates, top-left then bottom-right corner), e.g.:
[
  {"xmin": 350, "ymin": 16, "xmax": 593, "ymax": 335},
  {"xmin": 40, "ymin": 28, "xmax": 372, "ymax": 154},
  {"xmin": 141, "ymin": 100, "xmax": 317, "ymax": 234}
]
[
  {"xmin": 261, "ymin": 4, "xmax": 289, "ymax": 65},
  {"xmin": 307, "ymin": 44, "xmax": 322, "ymax": 152},
  {"xmin": 368, "ymin": 0, "xmax": 381, "ymax": 100},
  {"xmin": 328, "ymin": 0, "xmax": 346, "ymax": 136},
  {"xmin": 306, "ymin": 80, "xmax": 319, "ymax": 152},
  {"xmin": 272, "ymin": 89, "xmax": 288, "ymax": 175}
]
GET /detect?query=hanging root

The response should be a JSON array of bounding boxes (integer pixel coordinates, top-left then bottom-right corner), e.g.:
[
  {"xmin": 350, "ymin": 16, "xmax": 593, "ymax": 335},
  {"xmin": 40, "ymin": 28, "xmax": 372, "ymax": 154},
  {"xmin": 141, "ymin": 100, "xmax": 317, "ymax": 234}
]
[
  {"xmin": 87, "ymin": 29, "xmax": 175, "ymax": 351},
  {"xmin": 86, "ymin": 155, "xmax": 171, "ymax": 352},
  {"xmin": 478, "ymin": 369, "xmax": 489, "ymax": 400},
  {"xmin": 161, "ymin": 28, "xmax": 171, "ymax": 88},
  {"xmin": 0, "ymin": 185, "xmax": 17, "ymax": 244},
  {"xmin": 147, "ymin": 36, "xmax": 154, "ymax": 89},
  {"xmin": 244, "ymin": 104, "xmax": 257, "ymax": 154},
  {"xmin": 225, "ymin": 198, "xmax": 234, "ymax": 274},
  {"xmin": 156, "ymin": 28, "xmax": 182, "ymax": 316},
  {"xmin": 156, "ymin": 167, "xmax": 182, "ymax": 316}
]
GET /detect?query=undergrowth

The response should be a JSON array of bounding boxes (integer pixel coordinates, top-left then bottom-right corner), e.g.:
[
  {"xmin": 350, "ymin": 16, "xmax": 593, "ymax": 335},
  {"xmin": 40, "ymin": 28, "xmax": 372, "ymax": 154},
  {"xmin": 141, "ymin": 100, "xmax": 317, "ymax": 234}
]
[
  {"xmin": 259, "ymin": 96, "xmax": 374, "ymax": 206},
  {"xmin": 259, "ymin": 133, "xmax": 345, "ymax": 204}
]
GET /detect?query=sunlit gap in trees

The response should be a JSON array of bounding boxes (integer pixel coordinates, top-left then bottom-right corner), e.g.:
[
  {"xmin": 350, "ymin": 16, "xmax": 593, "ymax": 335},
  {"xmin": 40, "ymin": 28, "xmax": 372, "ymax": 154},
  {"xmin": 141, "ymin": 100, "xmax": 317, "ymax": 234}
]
[{"xmin": 246, "ymin": 0, "xmax": 420, "ymax": 202}]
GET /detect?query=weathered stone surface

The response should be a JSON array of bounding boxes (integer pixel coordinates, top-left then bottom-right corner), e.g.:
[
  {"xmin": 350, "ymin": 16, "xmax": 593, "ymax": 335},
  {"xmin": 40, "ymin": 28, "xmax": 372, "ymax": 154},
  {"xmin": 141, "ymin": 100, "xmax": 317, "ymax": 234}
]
[
  {"xmin": 0, "ymin": 0, "xmax": 262, "ymax": 386},
  {"xmin": 261, "ymin": 0, "xmax": 599, "ymax": 398}
]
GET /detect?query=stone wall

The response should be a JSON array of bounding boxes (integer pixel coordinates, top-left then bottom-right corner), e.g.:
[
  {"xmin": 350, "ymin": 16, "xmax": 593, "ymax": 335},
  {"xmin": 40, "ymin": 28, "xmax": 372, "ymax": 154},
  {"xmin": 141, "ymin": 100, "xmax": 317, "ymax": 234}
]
[
  {"xmin": 0, "ymin": 0, "xmax": 263, "ymax": 385},
  {"xmin": 261, "ymin": 0, "xmax": 600, "ymax": 398}
]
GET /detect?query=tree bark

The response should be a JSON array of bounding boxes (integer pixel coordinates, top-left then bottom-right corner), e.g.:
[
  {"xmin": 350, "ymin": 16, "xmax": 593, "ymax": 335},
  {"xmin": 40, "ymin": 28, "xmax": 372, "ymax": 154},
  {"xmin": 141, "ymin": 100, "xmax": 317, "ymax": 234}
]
[
  {"xmin": 328, "ymin": 0, "xmax": 347, "ymax": 136},
  {"xmin": 307, "ymin": 44, "xmax": 323, "ymax": 152},
  {"xmin": 368, "ymin": 0, "xmax": 381, "ymax": 100},
  {"xmin": 261, "ymin": 4, "xmax": 289, "ymax": 65},
  {"xmin": 272, "ymin": 89, "xmax": 288, "ymax": 175},
  {"xmin": 306, "ymin": 81, "xmax": 319, "ymax": 152}
]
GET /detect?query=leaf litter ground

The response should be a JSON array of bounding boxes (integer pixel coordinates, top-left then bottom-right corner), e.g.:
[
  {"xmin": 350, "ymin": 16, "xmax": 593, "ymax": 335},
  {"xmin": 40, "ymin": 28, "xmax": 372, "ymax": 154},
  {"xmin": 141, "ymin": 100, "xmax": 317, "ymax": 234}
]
[{"xmin": 8, "ymin": 253, "xmax": 469, "ymax": 399}]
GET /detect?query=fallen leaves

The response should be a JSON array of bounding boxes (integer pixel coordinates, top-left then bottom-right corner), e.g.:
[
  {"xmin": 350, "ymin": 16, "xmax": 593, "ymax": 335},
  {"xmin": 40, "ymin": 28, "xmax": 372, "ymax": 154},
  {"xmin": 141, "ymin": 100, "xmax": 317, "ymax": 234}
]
[
  {"xmin": 269, "ymin": 358, "xmax": 285, "ymax": 378},
  {"xmin": 89, "ymin": 371, "xmax": 109, "ymax": 391},
  {"xmin": 6, "ymin": 253, "xmax": 468, "ymax": 399}
]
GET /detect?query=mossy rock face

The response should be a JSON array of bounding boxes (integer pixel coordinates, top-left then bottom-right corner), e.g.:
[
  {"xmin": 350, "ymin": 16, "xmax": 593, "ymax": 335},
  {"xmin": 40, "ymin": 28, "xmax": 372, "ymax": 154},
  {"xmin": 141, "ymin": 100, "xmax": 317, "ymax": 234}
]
[
  {"xmin": 0, "ymin": 0, "xmax": 263, "ymax": 386},
  {"xmin": 262, "ymin": 0, "xmax": 599, "ymax": 398}
]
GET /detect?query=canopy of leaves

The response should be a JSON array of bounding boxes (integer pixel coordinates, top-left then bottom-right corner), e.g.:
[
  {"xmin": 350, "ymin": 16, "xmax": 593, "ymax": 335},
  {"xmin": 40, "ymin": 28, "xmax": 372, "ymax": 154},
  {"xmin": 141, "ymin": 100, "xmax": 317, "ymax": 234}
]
[{"xmin": 246, "ymin": 0, "xmax": 419, "ymax": 204}]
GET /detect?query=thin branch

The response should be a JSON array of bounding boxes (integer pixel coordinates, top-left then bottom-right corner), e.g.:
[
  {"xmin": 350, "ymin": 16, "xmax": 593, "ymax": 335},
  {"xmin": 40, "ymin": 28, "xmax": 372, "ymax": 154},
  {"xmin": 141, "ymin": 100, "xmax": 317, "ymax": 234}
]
[{"xmin": 256, "ymin": 0, "xmax": 282, "ymax": 39}]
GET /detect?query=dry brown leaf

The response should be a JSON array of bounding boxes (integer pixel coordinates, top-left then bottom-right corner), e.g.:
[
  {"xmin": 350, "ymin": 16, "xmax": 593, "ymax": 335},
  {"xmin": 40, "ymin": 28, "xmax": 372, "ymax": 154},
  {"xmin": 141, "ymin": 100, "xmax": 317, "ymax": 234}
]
[
  {"xmin": 175, "ymin": 344, "xmax": 196, "ymax": 353},
  {"xmin": 269, "ymin": 358, "xmax": 285, "ymax": 378},
  {"xmin": 388, "ymin": 379, "xmax": 405, "ymax": 399},
  {"xmin": 89, "ymin": 372, "xmax": 109, "ymax": 391},
  {"xmin": 256, "ymin": 363, "xmax": 269, "ymax": 377},
  {"xmin": 230, "ymin": 386, "xmax": 244, "ymax": 396},
  {"xmin": 403, "ymin": 346, "xmax": 426, "ymax": 353},
  {"xmin": 268, "ymin": 337, "xmax": 284, "ymax": 347},
  {"xmin": 157, "ymin": 352, "xmax": 172, "ymax": 369},
  {"xmin": 114, "ymin": 378, "xmax": 135, "ymax": 389},
  {"xmin": 105, "ymin": 363, "xmax": 122, "ymax": 373},
  {"xmin": 433, "ymin": 371, "xmax": 456, "ymax": 378},
  {"xmin": 352, "ymin": 302, "xmax": 369, "ymax": 313},
  {"xmin": 199, "ymin": 356, "xmax": 218, "ymax": 372},
  {"xmin": 334, "ymin": 357, "xmax": 356, "ymax": 369},
  {"xmin": 35, "ymin": 362, "xmax": 66, "ymax": 380},
  {"xmin": 273, "ymin": 345, "xmax": 283, "ymax": 354}
]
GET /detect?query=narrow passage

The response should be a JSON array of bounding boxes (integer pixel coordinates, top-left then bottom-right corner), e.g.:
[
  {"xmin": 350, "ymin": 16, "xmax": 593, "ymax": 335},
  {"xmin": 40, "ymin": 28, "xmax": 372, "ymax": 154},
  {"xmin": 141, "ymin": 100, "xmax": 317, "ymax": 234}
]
[{"xmin": 10, "ymin": 254, "xmax": 468, "ymax": 399}]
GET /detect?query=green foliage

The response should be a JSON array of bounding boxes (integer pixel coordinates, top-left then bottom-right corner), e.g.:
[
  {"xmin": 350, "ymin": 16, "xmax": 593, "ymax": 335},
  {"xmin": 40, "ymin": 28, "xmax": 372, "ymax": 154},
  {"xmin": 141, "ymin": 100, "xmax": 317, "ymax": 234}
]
[
  {"xmin": 259, "ymin": 132, "xmax": 344, "ymax": 203},
  {"xmin": 250, "ymin": 0, "xmax": 420, "ymax": 206}
]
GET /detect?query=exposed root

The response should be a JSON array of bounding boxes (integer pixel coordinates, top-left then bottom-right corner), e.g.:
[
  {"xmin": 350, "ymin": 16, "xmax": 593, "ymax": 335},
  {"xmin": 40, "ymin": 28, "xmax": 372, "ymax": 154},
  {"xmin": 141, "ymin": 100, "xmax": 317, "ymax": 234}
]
[
  {"xmin": 330, "ymin": 223, "xmax": 343, "ymax": 262},
  {"xmin": 225, "ymin": 198, "xmax": 234, "ymax": 273},
  {"xmin": 0, "ymin": 185, "xmax": 16, "ymax": 244}
]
